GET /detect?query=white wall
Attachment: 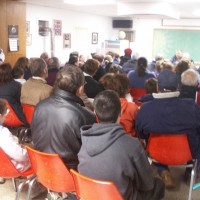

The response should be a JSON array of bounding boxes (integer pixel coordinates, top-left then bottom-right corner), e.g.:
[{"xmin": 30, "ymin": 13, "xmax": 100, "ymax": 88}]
[
  {"xmin": 26, "ymin": 5, "xmax": 115, "ymax": 64},
  {"xmin": 26, "ymin": 4, "xmax": 170, "ymax": 64}
]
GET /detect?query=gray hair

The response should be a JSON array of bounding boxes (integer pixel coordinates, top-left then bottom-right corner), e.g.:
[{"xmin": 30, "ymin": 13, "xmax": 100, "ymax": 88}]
[{"xmin": 181, "ymin": 69, "xmax": 199, "ymax": 86}]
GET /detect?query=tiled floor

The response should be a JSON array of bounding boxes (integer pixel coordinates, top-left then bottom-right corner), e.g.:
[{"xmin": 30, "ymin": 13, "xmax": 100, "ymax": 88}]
[{"xmin": 0, "ymin": 166, "xmax": 199, "ymax": 200}]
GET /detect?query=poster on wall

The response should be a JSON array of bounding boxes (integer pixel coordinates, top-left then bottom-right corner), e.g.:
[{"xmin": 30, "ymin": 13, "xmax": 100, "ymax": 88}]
[
  {"xmin": 63, "ymin": 33, "xmax": 71, "ymax": 48},
  {"xmin": 8, "ymin": 25, "xmax": 19, "ymax": 51},
  {"xmin": 53, "ymin": 20, "xmax": 62, "ymax": 36},
  {"xmin": 38, "ymin": 20, "xmax": 49, "ymax": 36}
]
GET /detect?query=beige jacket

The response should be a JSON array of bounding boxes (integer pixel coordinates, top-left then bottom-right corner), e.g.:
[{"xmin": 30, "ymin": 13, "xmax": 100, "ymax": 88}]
[{"xmin": 20, "ymin": 77, "xmax": 52, "ymax": 106}]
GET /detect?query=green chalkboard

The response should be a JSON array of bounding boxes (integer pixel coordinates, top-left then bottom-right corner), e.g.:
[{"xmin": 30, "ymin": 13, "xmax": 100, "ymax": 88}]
[{"xmin": 152, "ymin": 29, "xmax": 200, "ymax": 62}]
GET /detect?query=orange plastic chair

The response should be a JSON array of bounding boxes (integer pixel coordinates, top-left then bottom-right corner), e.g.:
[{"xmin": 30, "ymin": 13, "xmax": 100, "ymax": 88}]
[
  {"xmin": 129, "ymin": 88, "xmax": 146, "ymax": 106},
  {"xmin": 0, "ymin": 147, "xmax": 34, "ymax": 200},
  {"xmin": 147, "ymin": 133, "xmax": 193, "ymax": 165},
  {"xmin": 22, "ymin": 104, "xmax": 35, "ymax": 124},
  {"xmin": 146, "ymin": 133, "xmax": 197, "ymax": 200},
  {"xmin": 70, "ymin": 169, "xmax": 123, "ymax": 200},
  {"xmin": 25, "ymin": 146, "xmax": 75, "ymax": 199},
  {"xmin": 3, "ymin": 100, "xmax": 24, "ymax": 127}
]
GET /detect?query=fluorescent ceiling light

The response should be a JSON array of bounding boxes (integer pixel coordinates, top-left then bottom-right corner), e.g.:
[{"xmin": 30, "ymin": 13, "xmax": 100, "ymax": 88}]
[{"xmin": 63, "ymin": 0, "xmax": 116, "ymax": 5}]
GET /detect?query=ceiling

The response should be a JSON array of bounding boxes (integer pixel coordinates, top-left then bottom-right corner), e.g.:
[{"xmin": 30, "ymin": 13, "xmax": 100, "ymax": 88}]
[{"xmin": 16, "ymin": 0, "xmax": 200, "ymax": 19}]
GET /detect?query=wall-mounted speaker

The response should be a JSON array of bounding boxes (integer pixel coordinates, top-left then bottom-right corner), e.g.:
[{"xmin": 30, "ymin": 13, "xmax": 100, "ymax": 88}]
[{"xmin": 112, "ymin": 20, "xmax": 133, "ymax": 29}]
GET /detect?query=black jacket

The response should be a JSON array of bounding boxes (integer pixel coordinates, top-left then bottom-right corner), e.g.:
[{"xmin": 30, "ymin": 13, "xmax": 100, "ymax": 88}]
[
  {"xmin": 31, "ymin": 89, "xmax": 96, "ymax": 169},
  {"xmin": 0, "ymin": 80, "xmax": 27, "ymax": 125}
]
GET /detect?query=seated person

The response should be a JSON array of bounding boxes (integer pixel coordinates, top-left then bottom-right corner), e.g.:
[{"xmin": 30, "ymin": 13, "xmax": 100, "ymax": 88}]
[
  {"xmin": 136, "ymin": 69, "xmax": 200, "ymax": 189},
  {"xmin": 46, "ymin": 57, "xmax": 60, "ymax": 86},
  {"xmin": 21, "ymin": 58, "xmax": 52, "ymax": 106},
  {"xmin": 0, "ymin": 98, "xmax": 30, "ymax": 172},
  {"xmin": 138, "ymin": 78, "xmax": 158, "ymax": 103},
  {"xmin": 170, "ymin": 49, "xmax": 183, "ymax": 66},
  {"xmin": 14, "ymin": 57, "xmax": 31, "ymax": 80},
  {"xmin": 78, "ymin": 90, "xmax": 165, "ymax": 200},
  {"xmin": 128, "ymin": 57, "xmax": 155, "ymax": 88},
  {"xmin": 180, "ymin": 68, "xmax": 199, "ymax": 100},
  {"xmin": 99, "ymin": 73, "xmax": 138, "ymax": 137},
  {"xmin": 31, "ymin": 65, "xmax": 96, "ymax": 170},
  {"xmin": 12, "ymin": 67, "xmax": 26, "ymax": 85},
  {"xmin": 0, "ymin": 63, "xmax": 27, "ymax": 125},
  {"xmin": 83, "ymin": 59, "xmax": 104, "ymax": 98}
]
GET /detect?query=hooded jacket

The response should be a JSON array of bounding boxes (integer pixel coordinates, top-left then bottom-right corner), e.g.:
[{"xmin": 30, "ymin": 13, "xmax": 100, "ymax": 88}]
[
  {"xmin": 78, "ymin": 123, "xmax": 162, "ymax": 200},
  {"xmin": 31, "ymin": 88, "xmax": 96, "ymax": 169}
]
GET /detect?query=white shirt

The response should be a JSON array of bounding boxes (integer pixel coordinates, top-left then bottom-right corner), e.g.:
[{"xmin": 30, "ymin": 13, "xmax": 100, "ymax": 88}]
[{"xmin": 0, "ymin": 125, "xmax": 30, "ymax": 172}]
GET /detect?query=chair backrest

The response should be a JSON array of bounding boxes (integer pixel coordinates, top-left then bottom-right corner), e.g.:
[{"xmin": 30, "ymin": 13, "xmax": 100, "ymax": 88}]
[
  {"xmin": 147, "ymin": 133, "xmax": 192, "ymax": 165},
  {"xmin": 3, "ymin": 100, "xmax": 24, "ymax": 127},
  {"xmin": 70, "ymin": 169, "xmax": 123, "ymax": 200},
  {"xmin": 0, "ymin": 147, "xmax": 21, "ymax": 178},
  {"xmin": 130, "ymin": 88, "xmax": 146, "ymax": 106},
  {"xmin": 25, "ymin": 146, "xmax": 75, "ymax": 193},
  {"xmin": 22, "ymin": 104, "xmax": 35, "ymax": 124}
]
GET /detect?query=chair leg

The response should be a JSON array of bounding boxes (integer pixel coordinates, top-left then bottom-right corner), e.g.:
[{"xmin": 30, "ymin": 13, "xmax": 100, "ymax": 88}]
[
  {"xmin": 15, "ymin": 178, "xmax": 30, "ymax": 200},
  {"xmin": 188, "ymin": 160, "xmax": 198, "ymax": 200},
  {"xmin": 12, "ymin": 178, "xmax": 17, "ymax": 192},
  {"xmin": 25, "ymin": 176, "xmax": 37, "ymax": 200}
]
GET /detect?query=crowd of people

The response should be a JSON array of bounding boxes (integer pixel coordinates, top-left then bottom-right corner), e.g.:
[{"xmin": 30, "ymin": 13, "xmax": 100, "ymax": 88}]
[{"xmin": 0, "ymin": 47, "xmax": 200, "ymax": 200}]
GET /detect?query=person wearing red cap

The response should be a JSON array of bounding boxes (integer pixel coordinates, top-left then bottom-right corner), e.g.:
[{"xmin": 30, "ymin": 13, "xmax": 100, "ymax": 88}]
[{"xmin": 119, "ymin": 48, "xmax": 132, "ymax": 66}]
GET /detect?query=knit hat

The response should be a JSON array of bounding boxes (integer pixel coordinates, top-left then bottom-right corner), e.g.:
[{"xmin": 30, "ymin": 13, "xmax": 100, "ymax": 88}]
[
  {"xmin": 158, "ymin": 69, "xmax": 178, "ymax": 91},
  {"xmin": 124, "ymin": 48, "xmax": 132, "ymax": 55}
]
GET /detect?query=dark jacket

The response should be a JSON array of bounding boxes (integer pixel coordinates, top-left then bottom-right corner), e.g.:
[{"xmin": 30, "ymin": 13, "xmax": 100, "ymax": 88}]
[
  {"xmin": 0, "ymin": 80, "xmax": 27, "ymax": 125},
  {"xmin": 136, "ymin": 92, "xmax": 200, "ymax": 160},
  {"xmin": 122, "ymin": 58, "xmax": 137, "ymax": 74},
  {"xmin": 78, "ymin": 123, "xmax": 164, "ymax": 200},
  {"xmin": 31, "ymin": 89, "xmax": 96, "ymax": 169},
  {"xmin": 120, "ymin": 55, "xmax": 131, "ymax": 66},
  {"xmin": 84, "ymin": 75, "xmax": 104, "ymax": 98}
]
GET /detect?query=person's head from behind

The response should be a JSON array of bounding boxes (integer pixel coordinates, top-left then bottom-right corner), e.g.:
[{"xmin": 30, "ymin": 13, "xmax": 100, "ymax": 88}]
[
  {"xmin": 99, "ymin": 73, "xmax": 115, "ymax": 90},
  {"xmin": 94, "ymin": 90, "xmax": 121, "ymax": 123},
  {"xmin": 111, "ymin": 74, "xmax": 129, "ymax": 98},
  {"xmin": 0, "ymin": 99, "xmax": 8, "ymax": 124},
  {"xmin": 124, "ymin": 48, "xmax": 132, "ymax": 56},
  {"xmin": 30, "ymin": 58, "xmax": 48, "ymax": 79},
  {"xmin": 161, "ymin": 61, "xmax": 173, "ymax": 71},
  {"xmin": 67, "ymin": 56, "xmax": 79, "ymax": 67},
  {"xmin": 40, "ymin": 52, "xmax": 49, "ymax": 64},
  {"xmin": 83, "ymin": 59, "xmax": 99, "ymax": 76},
  {"xmin": 12, "ymin": 67, "xmax": 24, "ymax": 79},
  {"xmin": 0, "ymin": 63, "xmax": 13, "ymax": 85},
  {"xmin": 53, "ymin": 64, "xmax": 85, "ymax": 96},
  {"xmin": 158, "ymin": 69, "xmax": 178, "ymax": 92},
  {"xmin": 48, "ymin": 57, "xmax": 60, "ymax": 69},
  {"xmin": 181, "ymin": 69, "xmax": 199, "ymax": 87},
  {"xmin": 145, "ymin": 78, "xmax": 158, "ymax": 94},
  {"xmin": 14, "ymin": 57, "xmax": 29, "ymax": 69},
  {"xmin": 175, "ymin": 60, "xmax": 190, "ymax": 75},
  {"xmin": 92, "ymin": 53, "xmax": 104, "ymax": 64},
  {"xmin": 69, "ymin": 51, "xmax": 79, "ymax": 58},
  {"xmin": 137, "ymin": 57, "xmax": 148, "ymax": 77}
]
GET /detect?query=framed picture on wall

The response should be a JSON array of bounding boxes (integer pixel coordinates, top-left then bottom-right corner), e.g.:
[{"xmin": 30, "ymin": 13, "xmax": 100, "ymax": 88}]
[
  {"xmin": 92, "ymin": 32, "xmax": 98, "ymax": 44},
  {"xmin": 38, "ymin": 20, "xmax": 49, "ymax": 36},
  {"xmin": 53, "ymin": 20, "xmax": 62, "ymax": 36},
  {"xmin": 63, "ymin": 33, "xmax": 71, "ymax": 48}
]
